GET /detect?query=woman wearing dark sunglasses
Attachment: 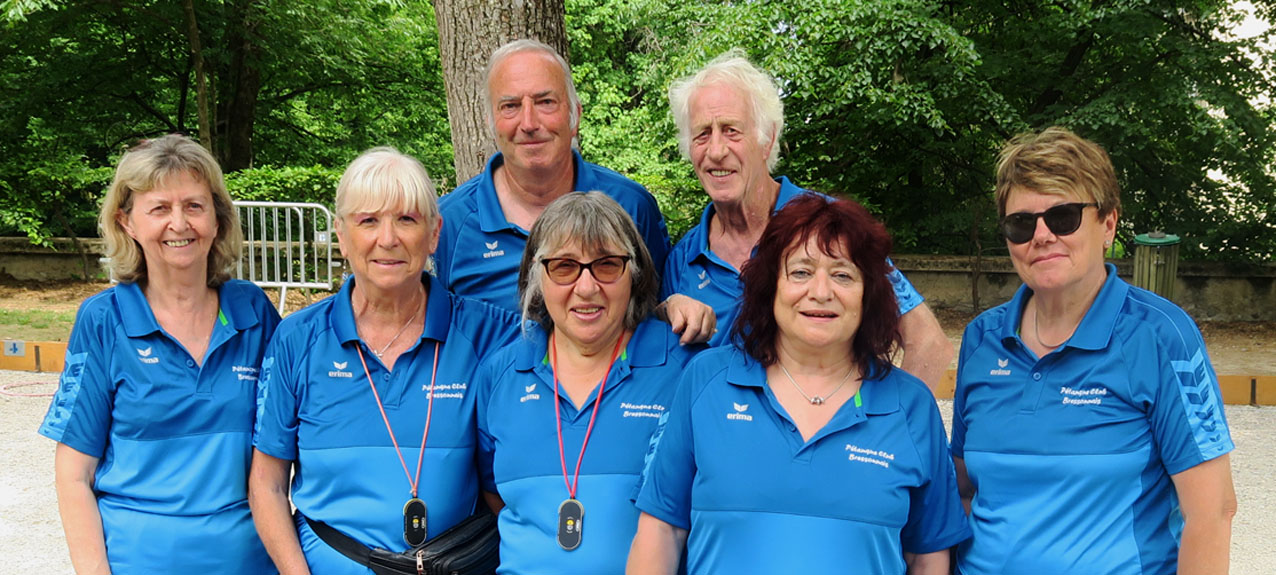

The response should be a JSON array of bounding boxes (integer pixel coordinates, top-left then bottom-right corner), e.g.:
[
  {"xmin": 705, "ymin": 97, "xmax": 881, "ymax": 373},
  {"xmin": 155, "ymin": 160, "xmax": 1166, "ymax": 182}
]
[
  {"xmin": 951, "ymin": 127, "xmax": 1235, "ymax": 575},
  {"xmin": 472, "ymin": 192, "xmax": 700, "ymax": 574}
]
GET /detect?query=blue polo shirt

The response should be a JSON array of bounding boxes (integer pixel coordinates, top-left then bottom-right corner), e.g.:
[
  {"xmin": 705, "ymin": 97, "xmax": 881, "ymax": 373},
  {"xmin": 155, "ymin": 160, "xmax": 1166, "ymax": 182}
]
[
  {"xmin": 39, "ymin": 280, "xmax": 280, "ymax": 574},
  {"xmin": 951, "ymin": 264, "xmax": 1233, "ymax": 575},
  {"xmin": 436, "ymin": 150, "xmax": 672, "ymax": 312},
  {"xmin": 475, "ymin": 319, "xmax": 697, "ymax": 575},
  {"xmin": 636, "ymin": 347, "xmax": 970, "ymax": 574},
  {"xmin": 661, "ymin": 177, "xmax": 924, "ymax": 346},
  {"xmin": 253, "ymin": 273, "xmax": 520, "ymax": 574}
]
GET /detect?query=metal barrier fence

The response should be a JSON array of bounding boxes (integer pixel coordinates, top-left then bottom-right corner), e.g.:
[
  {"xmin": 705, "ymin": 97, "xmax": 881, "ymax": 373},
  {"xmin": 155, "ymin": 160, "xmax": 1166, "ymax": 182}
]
[{"xmin": 234, "ymin": 201, "xmax": 338, "ymax": 314}]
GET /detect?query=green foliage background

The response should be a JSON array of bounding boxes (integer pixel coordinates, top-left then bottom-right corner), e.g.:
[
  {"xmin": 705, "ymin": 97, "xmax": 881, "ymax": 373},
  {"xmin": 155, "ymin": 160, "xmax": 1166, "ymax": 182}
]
[{"xmin": 2, "ymin": 0, "xmax": 1273, "ymax": 260}]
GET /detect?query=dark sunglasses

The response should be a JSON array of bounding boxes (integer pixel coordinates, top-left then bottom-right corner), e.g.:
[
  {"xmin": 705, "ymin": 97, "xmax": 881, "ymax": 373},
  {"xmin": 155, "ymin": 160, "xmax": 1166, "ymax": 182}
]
[
  {"xmin": 540, "ymin": 255, "xmax": 631, "ymax": 285},
  {"xmin": 999, "ymin": 202, "xmax": 1099, "ymax": 244}
]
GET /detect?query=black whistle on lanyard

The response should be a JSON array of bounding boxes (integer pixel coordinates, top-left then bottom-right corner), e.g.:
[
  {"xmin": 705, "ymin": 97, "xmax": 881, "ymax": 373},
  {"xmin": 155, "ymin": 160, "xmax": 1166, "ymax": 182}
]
[{"xmin": 403, "ymin": 497, "xmax": 427, "ymax": 546}]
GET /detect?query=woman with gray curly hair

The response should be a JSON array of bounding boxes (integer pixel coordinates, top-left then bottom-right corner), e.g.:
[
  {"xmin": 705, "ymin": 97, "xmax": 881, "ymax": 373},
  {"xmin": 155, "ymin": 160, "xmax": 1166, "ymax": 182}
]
[{"xmin": 473, "ymin": 191, "xmax": 699, "ymax": 574}]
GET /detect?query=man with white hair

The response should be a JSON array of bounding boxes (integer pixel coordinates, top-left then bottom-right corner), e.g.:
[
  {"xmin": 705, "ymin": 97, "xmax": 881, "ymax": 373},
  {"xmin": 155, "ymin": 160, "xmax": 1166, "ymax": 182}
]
[
  {"xmin": 661, "ymin": 49, "xmax": 953, "ymax": 388},
  {"xmin": 436, "ymin": 39, "xmax": 673, "ymax": 316}
]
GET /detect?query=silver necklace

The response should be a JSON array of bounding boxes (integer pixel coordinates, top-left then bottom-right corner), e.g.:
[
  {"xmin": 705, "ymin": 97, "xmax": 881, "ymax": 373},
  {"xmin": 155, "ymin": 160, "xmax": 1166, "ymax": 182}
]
[
  {"xmin": 363, "ymin": 290, "xmax": 423, "ymax": 359},
  {"xmin": 778, "ymin": 362, "xmax": 855, "ymax": 405},
  {"xmin": 1032, "ymin": 304, "xmax": 1069, "ymax": 349}
]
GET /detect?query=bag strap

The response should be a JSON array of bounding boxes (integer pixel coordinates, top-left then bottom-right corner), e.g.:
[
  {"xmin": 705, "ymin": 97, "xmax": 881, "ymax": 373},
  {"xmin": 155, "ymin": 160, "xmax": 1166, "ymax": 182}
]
[{"xmin": 302, "ymin": 513, "xmax": 376, "ymax": 568}]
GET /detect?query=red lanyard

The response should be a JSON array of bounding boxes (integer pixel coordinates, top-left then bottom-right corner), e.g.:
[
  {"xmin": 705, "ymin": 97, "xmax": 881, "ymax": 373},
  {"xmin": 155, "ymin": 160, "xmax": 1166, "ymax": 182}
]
[
  {"xmin": 551, "ymin": 332, "xmax": 624, "ymax": 500},
  {"xmin": 357, "ymin": 341, "xmax": 439, "ymax": 498}
]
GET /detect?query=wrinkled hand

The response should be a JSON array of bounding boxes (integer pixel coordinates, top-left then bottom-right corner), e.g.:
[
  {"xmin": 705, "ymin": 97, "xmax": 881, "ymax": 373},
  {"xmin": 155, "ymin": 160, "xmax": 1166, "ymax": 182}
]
[{"xmin": 658, "ymin": 294, "xmax": 717, "ymax": 345}]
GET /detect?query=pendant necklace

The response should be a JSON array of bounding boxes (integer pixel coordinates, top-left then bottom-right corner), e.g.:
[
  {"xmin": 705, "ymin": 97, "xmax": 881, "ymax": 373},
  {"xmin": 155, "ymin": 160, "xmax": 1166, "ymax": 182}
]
[
  {"xmin": 356, "ymin": 340, "xmax": 439, "ymax": 546},
  {"xmin": 550, "ymin": 332, "xmax": 625, "ymax": 551},
  {"xmin": 778, "ymin": 362, "xmax": 855, "ymax": 405},
  {"xmin": 361, "ymin": 289, "xmax": 423, "ymax": 359},
  {"xmin": 1033, "ymin": 303, "xmax": 1069, "ymax": 350}
]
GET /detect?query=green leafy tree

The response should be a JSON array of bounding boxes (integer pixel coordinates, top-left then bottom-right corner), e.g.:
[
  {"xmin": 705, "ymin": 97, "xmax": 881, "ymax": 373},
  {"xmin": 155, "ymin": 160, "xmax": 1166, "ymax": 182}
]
[
  {"xmin": 566, "ymin": 0, "xmax": 708, "ymax": 240},
  {"xmin": 0, "ymin": 0, "xmax": 454, "ymax": 243},
  {"xmin": 567, "ymin": 0, "xmax": 1276, "ymax": 261},
  {"xmin": 2, "ymin": 0, "xmax": 1272, "ymax": 264}
]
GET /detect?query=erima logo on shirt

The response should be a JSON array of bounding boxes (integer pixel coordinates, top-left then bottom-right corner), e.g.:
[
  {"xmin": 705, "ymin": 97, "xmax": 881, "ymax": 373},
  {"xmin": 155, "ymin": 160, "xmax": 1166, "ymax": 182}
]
[
  {"xmin": 697, "ymin": 270, "xmax": 711, "ymax": 290},
  {"xmin": 482, "ymin": 240, "xmax": 505, "ymax": 259},
  {"xmin": 520, "ymin": 383, "xmax": 541, "ymax": 403},
  {"xmin": 989, "ymin": 358, "xmax": 1011, "ymax": 376},
  {"xmin": 136, "ymin": 347, "xmax": 159, "ymax": 364},
  {"xmin": 328, "ymin": 361, "xmax": 354, "ymax": 378},
  {"xmin": 727, "ymin": 402, "xmax": 753, "ymax": 421}
]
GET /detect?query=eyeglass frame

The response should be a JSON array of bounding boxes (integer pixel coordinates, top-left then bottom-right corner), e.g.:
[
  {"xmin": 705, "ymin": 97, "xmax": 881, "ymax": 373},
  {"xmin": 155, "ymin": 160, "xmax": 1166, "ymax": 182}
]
[
  {"xmin": 539, "ymin": 255, "xmax": 632, "ymax": 285},
  {"xmin": 999, "ymin": 202, "xmax": 1100, "ymax": 245}
]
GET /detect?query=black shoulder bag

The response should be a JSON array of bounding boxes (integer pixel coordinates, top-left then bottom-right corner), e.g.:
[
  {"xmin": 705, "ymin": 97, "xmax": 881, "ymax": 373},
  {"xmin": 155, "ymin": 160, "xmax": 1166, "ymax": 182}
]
[{"xmin": 303, "ymin": 509, "xmax": 499, "ymax": 575}]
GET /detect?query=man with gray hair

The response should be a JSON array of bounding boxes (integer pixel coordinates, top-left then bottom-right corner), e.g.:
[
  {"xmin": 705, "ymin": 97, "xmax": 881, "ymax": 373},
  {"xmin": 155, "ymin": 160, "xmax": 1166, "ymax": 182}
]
[
  {"xmin": 660, "ymin": 49, "xmax": 953, "ymax": 388},
  {"xmin": 436, "ymin": 39, "xmax": 677, "ymax": 321}
]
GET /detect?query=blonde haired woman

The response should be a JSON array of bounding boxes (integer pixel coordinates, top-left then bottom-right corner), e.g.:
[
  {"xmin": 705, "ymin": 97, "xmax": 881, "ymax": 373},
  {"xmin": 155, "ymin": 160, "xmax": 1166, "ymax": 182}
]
[
  {"xmin": 250, "ymin": 147, "xmax": 520, "ymax": 574},
  {"xmin": 952, "ymin": 127, "xmax": 1235, "ymax": 574},
  {"xmin": 40, "ymin": 134, "xmax": 280, "ymax": 573}
]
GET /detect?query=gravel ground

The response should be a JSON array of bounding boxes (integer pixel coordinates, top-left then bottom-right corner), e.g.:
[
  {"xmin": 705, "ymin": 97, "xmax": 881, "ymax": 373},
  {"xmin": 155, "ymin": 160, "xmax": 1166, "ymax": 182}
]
[{"xmin": 2, "ymin": 369, "xmax": 1273, "ymax": 574}]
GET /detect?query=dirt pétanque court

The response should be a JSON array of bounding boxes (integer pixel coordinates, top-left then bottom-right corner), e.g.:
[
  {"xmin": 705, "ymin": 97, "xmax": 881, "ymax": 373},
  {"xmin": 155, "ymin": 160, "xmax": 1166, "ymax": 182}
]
[
  {"xmin": 4, "ymin": 279, "xmax": 1270, "ymax": 375},
  {"xmin": 0, "ymin": 281, "xmax": 1273, "ymax": 573}
]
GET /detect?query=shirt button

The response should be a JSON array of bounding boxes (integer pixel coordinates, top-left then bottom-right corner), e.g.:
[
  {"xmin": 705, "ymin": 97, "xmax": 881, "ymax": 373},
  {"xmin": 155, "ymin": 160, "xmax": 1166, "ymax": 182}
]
[
  {"xmin": 383, "ymin": 373, "xmax": 391, "ymax": 381},
  {"xmin": 186, "ymin": 359, "xmax": 195, "ymax": 368},
  {"xmin": 1032, "ymin": 372, "xmax": 1042, "ymax": 381}
]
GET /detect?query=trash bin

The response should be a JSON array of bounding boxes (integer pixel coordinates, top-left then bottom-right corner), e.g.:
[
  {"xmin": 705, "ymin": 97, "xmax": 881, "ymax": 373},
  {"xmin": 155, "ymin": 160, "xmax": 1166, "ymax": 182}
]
[{"xmin": 1132, "ymin": 231, "xmax": 1180, "ymax": 300}]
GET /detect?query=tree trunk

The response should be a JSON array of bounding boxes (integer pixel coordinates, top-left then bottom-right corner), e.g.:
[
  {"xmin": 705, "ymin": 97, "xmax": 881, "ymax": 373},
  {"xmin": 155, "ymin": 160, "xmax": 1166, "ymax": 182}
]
[
  {"xmin": 432, "ymin": 0, "xmax": 567, "ymax": 184},
  {"xmin": 219, "ymin": 0, "xmax": 262, "ymax": 171},
  {"xmin": 182, "ymin": 0, "xmax": 212, "ymax": 151}
]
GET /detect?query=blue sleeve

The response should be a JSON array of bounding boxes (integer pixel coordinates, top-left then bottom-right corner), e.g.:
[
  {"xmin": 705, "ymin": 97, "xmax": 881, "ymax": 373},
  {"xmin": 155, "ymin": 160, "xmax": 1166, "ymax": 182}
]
[
  {"xmin": 1145, "ymin": 313, "xmax": 1233, "ymax": 475},
  {"xmin": 884, "ymin": 258, "xmax": 923, "ymax": 315},
  {"xmin": 473, "ymin": 356, "xmax": 500, "ymax": 494},
  {"xmin": 633, "ymin": 363, "xmax": 698, "ymax": 530},
  {"xmin": 900, "ymin": 382, "xmax": 971, "ymax": 553},
  {"xmin": 453, "ymin": 295, "xmax": 521, "ymax": 353},
  {"xmin": 253, "ymin": 328, "xmax": 302, "ymax": 461},
  {"xmin": 258, "ymin": 292, "xmax": 282, "ymax": 341},
  {"xmin": 38, "ymin": 298, "xmax": 115, "ymax": 458},
  {"xmin": 949, "ymin": 323, "xmax": 981, "ymax": 459},
  {"xmin": 240, "ymin": 281, "xmax": 282, "ymax": 348},
  {"xmin": 633, "ymin": 193, "xmax": 672, "ymax": 277},
  {"xmin": 433, "ymin": 205, "xmax": 458, "ymax": 288},
  {"xmin": 660, "ymin": 243, "xmax": 685, "ymax": 301}
]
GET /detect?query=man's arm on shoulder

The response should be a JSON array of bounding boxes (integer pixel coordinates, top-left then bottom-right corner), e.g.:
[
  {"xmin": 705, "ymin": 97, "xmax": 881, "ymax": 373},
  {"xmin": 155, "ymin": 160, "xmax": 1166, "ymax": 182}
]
[
  {"xmin": 656, "ymin": 294, "xmax": 716, "ymax": 346},
  {"xmin": 898, "ymin": 303, "xmax": 953, "ymax": 392}
]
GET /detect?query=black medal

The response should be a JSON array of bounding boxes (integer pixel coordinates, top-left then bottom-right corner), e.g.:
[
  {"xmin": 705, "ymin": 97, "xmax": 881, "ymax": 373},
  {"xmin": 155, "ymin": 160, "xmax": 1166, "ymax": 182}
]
[
  {"xmin": 355, "ymin": 343, "xmax": 442, "ymax": 551},
  {"xmin": 404, "ymin": 497, "xmax": 428, "ymax": 546},
  {"xmin": 549, "ymin": 335, "xmax": 622, "ymax": 553},
  {"xmin": 557, "ymin": 498, "xmax": 585, "ymax": 550}
]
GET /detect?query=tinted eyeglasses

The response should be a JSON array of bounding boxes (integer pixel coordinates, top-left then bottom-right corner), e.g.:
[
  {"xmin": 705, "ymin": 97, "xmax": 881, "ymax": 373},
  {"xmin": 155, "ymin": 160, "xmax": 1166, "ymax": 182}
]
[
  {"xmin": 540, "ymin": 255, "xmax": 631, "ymax": 285},
  {"xmin": 999, "ymin": 202, "xmax": 1099, "ymax": 244}
]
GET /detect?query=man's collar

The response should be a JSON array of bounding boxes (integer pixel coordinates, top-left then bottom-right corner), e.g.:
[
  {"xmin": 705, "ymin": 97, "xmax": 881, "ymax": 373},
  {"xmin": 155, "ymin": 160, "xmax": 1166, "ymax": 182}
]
[
  {"xmin": 477, "ymin": 150, "xmax": 585, "ymax": 233},
  {"xmin": 772, "ymin": 176, "xmax": 809, "ymax": 212}
]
